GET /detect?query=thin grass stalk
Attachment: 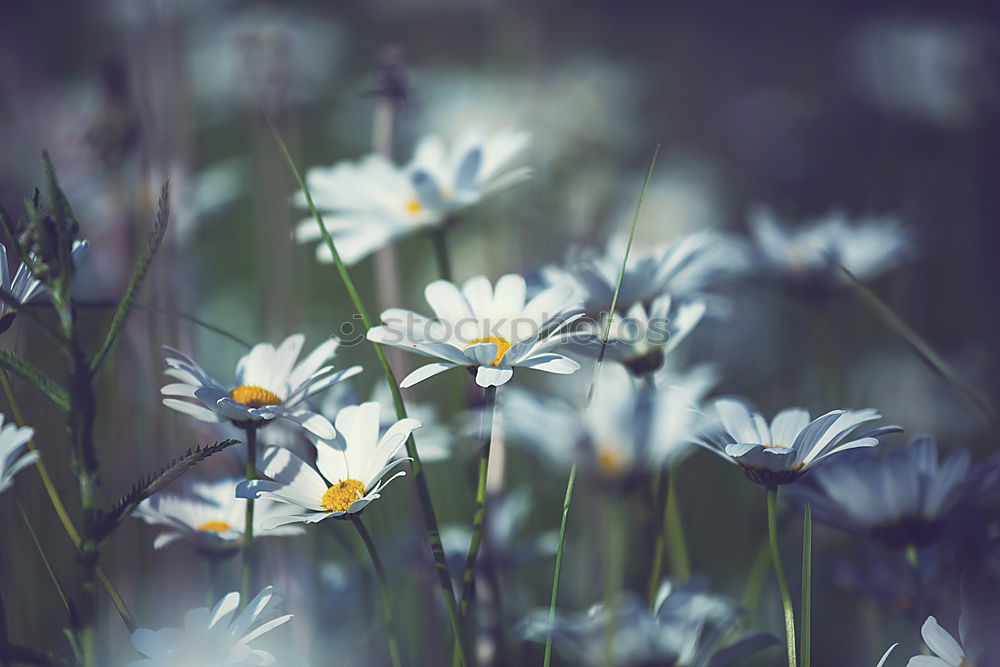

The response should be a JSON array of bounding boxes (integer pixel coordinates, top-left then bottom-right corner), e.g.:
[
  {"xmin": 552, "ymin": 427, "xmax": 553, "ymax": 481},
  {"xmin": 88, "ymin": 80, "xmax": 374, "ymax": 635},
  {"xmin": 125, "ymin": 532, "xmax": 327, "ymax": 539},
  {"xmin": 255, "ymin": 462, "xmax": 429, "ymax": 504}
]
[
  {"xmin": 0, "ymin": 368, "xmax": 134, "ymax": 631},
  {"xmin": 766, "ymin": 487, "xmax": 797, "ymax": 667},
  {"xmin": 542, "ymin": 145, "xmax": 660, "ymax": 667},
  {"xmin": 353, "ymin": 517, "xmax": 404, "ymax": 667},
  {"xmin": 268, "ymin": 118, "xmax": 468, "ymax": 666},
  {"xmin": 801, "ymin": 502, "xmax": 812, "ymax": 667},
  {"xmin": 241, "ymin": 426, "xmax": 257, "ymax": 605}
]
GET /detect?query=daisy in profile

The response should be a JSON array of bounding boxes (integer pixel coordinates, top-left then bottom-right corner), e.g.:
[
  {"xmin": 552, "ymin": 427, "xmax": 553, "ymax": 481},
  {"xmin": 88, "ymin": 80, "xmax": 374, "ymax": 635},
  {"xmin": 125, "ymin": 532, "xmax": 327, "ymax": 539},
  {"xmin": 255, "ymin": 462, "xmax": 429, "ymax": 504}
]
[
  {"xmin": 295, "ymin": 127, "xmax": 530, "ymax": 265},
  {"xmin": 0, "ymin": 412, "xmax": 36, "ymax": 495},
  {"xmin": 523, "ymin": 577, "xmax": 774, "ymax": 666},
  {"xmin": 126, "ymin": 586, "xmax": 292, "ymax": 666},
  {"xmin": 787, "ymin": 436, "xmax": 976, "ymax": 549},
  {"xmin": 904, "ymin": 616, "xmax": 978, "ymax": 667},
  {"xmin": 0, "ymin": 240, "xmax": 89, "ymax": 333},
  {"xmin": 161, "ymin": 334, "xmax": 361, "ymax": 439},
  {"xmin": 236, "ymin": 402, "xmax": 419, "ymax": 524},
  {"xmin": 504, "ymin": 363, "xmax": 715, "ymax": 486},
  {"xmin": 747, "ymin": 207, "xmax": 912, "ymax": 295},
  {"xmin": 698, "ymin": 399, "xmax": 901, "ymax": 487},
  {"xmin": 134, "ymin": 478, "xmax": 303, "ymax": 554},
  {"xmin": 367, "ymin": 273, "xmax": 582, "ymax": 388}
]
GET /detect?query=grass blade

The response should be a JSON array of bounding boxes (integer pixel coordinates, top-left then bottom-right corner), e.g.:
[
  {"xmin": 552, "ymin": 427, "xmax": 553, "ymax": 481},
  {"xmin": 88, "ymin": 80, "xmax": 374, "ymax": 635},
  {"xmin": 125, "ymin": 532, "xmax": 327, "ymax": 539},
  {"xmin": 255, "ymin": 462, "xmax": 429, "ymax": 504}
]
[
  {"xmin": 838, "ymin": 262, "xmax": 996, "ymax": 427},
  {"xmin": 543, "ymin": 144, "xmax": 660, "ymax": 666}
]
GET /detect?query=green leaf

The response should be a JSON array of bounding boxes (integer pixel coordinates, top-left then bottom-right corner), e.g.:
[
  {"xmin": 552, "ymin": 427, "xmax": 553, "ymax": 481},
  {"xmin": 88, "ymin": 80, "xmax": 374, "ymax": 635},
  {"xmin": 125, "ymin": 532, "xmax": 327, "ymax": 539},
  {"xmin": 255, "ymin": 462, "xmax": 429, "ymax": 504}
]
[
  {"xmin": 94, "ymin": 438, "xmax": 239, "ymax": 543},
  {"xmin": 89, "ymin": 180, "xmax": 170, "ymax": 375},
  {"xmin": 42, "ymin": 152, "xmax": 76, "ymax": 226},
  {"xmin": 838, "ymin": 262, "xmax": 997, "ymax": 428},
  {"xmin": 0, "ymin": 347, "xmax": 69, "ymax": 410}
]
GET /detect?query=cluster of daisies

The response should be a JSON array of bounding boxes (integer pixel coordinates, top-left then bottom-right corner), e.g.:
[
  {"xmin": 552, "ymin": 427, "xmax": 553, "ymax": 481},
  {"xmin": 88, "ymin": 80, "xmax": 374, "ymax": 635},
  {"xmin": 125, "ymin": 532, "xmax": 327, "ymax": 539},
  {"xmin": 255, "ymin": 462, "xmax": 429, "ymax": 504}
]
[{"xmin": 1, "ymin": 124, "xmax": 993, "ymax": 667}]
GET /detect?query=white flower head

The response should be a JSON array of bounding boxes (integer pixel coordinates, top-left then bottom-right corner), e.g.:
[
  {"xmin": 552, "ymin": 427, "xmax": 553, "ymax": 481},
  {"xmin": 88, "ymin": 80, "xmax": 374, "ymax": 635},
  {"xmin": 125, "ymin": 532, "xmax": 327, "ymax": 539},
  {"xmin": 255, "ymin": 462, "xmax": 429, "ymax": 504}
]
[
  {"xmin": 748, "ymin": 207, "xmax": 912, "ymax": 294},
  {"xmin": 236, "ymin": 402, "xmax": 419, "ymax": 524},
  {"xmin": 699, "ymin": 399, "xmax": 901, "ymax": 486},
  {"xmin": 368, "ymin": 273, "xmax": 582, "ymax": 388},
  {"xmin": 505, "ymin": 363, "xmax": 716, "ymax": 484},
  {"xmin": 0, "ymin": 240, "xmax": 89, "ymax": 332},
  {"xmin": 127, "ymin": 586, "xmax": 292, "ymax": 666},
  {"xmin": 906, "ymin": 616, "xmax": 974, "ymax": 667},
  {"xmin": 295, "ymin": 127, "xmax": 530, "ymax": 265},
  {"xmin": 161, "ymin": 334, "xmax": 361, "ymax": 439},
  {"xmin": 134, "ymin": 478, "xmax": 303, "ymax": 554},
  {"xmin": 0, "ymin": 412, "xmax": 37, "ymax": 495}
]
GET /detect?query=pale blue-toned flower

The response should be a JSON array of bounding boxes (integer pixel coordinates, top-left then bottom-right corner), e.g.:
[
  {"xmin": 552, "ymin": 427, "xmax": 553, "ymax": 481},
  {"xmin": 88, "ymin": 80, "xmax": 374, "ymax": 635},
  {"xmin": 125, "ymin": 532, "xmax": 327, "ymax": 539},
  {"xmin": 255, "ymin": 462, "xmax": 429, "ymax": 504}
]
[
  {"xmin": 126, "ymin": 586, "xmax": 291, "ymax": 666},
  {"xmin": 0, "ymin": 240, "xmax": 89, "ymax": 332},
  {"xmin": 134, "ymin": 478, "xmax": 302, "ymax": 554},
  {"xmin": 368, "ymin": 273, "xmax": 581, "ymax": 388},
  {"xmin": 0, "ymin": 413, "xmax": 36, "ymax": 495},
  {"xmin": 747, "ymin": 207, "xmax": 912, "ymax": 294},
  {"xmin": 523, "ymin": 577, "xmax": 775, "ymax": 666},
  {"xmin": 504, "ymin": 363, "xmax": 715, "ymax": 482},
  {"xmin": 905, "ymin": 616, "xmax": 974, "ymax": 667},
  {"xmin": 788, "ymin": 436, "xmax": 974, "ymax": 548},
  {"xmin": 698, "ymin": 399, "xmax": 901, "ymax": 486},
  {"xmin": 295, "ymin": 127, "xmax": 530, "ymax": 265},
  {"xmin": 237, "ymin": 402, "xmax": 418, "ymax": 524},
  {"xmin": 161, "ymin": 334, "xmax": 361, "ymax": 439}
]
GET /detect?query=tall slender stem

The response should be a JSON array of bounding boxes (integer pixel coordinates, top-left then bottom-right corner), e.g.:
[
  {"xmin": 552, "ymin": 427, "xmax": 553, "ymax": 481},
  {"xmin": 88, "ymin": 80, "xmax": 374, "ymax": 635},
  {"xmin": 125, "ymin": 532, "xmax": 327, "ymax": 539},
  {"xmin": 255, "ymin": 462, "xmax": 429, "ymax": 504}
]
[
  {"xmin": 767, "ymin": 487, "xmax": 798, "ymax": 667},
  {"xmin": 353, "ymin": 517, "xmax": 403, "ymax": 667},
  {"xmin": 801, "ymin": 502, "xmax": 812, "ymax": 667},
  {"xmin": 0, "ymin": 367, "xmax": 134, "ymax": 630},
  {"xmin": 664, "ymin": 467, "xmax": 690, "ymax": 583},
  {"xmin": 541, "ymin": 463, "xmax": 576, "ymax": 667},
  {"xmin": 269, "ymin": 119, "xmax": 468, "ymax": 666},
  {"xmin": 431, "ymin": 226, "xmax": 453, "ymax": 282},
  {"xmin": 241, "ymin": 426, "xmax": 257, "ymax": 605}
]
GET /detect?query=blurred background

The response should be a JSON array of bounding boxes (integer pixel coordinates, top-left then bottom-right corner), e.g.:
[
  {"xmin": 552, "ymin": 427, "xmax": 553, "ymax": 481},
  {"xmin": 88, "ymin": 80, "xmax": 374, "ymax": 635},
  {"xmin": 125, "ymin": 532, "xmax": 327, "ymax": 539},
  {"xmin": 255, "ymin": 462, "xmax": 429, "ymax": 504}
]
[{"xmin": 1, "ymin": 0, "xmax": 998, "ymax": 664}]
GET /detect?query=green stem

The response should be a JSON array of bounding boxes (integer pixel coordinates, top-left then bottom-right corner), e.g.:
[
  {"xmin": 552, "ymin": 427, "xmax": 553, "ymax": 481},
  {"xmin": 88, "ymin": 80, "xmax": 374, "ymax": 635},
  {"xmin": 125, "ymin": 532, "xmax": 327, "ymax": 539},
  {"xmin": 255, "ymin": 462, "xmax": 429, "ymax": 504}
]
[
  {"xmin": 647, "ymin": 468, "xmax": 668, "ymax": 607},
  {"xmin": 353, "ymin": 517, "xmax": 403, "ymax": 667},
  {"xmin": 602, "ymin": 501, "xmax": 626, "ymax": 667},
  {"xmin": 664, "ymin": 467, "xmax": 690, "ymax": 584},
  {"xmin": 241, "ymin": 426, "xmax": 257, "ymax": 605},
  {"xmin": 268, "ymin": 118, "xmax": 467, "ymax": 666},
  {"xmin": 767, "ymin": 487, "xmax": 797, "ymax": 667},
  {"xmin": 542, "ymin": 463, "xmax": 577, "ymax": 667},
  {"xmin": 801, "ymin": 502, "xmax": 812, "ymax": 667},
  {"xmin": 431, "ymin": 226, "xmax": 454, "ymax": 282}
]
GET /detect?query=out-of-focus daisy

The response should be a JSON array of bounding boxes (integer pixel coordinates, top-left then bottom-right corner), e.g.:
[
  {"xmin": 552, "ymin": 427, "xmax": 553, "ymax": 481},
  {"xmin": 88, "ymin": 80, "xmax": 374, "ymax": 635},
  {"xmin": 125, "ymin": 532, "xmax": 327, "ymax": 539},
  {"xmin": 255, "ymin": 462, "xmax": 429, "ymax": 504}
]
[
  {"xmin": 367, "ymin": 273, "xmax": 582, "ymax": 388},
  {"xmin": 295, "ymin": 127, "xmax": 530, "ymax": 265},
  {"xmin": 544, "ymin": 232, "xmax": 733, "ymax": 316},
  {"xmin": 698, "ymin": 399, "xmax": 901, "ymax": 486},
  {"xmin": 236, "ymin": 402, "xmax": 419, "ymax": 524},
  {"xmin": 788, "ymin": 436, "xmax": 974, "ymax": 548},
  {"xmin": 504, "ymin": 363, "xmax": 715, "ymax": 485},
  {"xmin": 0, "ymin": 413, "xmax": 36, "ymax": 495},
  {"xmin": 126, "ymin": 586, "xmax": 292, "ymax": 666},
  {"xmin": 0, "ymin": 240, "xmax": 89, "ymax": 333},
  {"xmin": 161, "ymin": 334, "xmax": 361, "ymax": 439},
  {"xmin": 523, "ymin": 577, "xmax": 775, "ymax": 666},
  {"xmin": 747, "ymin": 208, "xmax": 912, "ymax": 295},
  {"xmin": 134, "ymin": 478, "xmax": 302, "ymax": 554},
  {"xmin": 905, "ymin": 616, "xmax": 977, "ymax": 667}
]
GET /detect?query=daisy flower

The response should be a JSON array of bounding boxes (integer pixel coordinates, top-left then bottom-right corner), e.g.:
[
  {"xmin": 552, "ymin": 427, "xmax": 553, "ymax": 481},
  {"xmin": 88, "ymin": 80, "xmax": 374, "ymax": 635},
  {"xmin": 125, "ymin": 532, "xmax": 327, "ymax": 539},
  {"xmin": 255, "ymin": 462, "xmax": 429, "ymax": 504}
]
[
  {"xmin": 294, "ymin": 127, "xmax": 530, "ymax": 265},
  {"xmin": 0, "ymin": 412, "xmax": 36, "ymax": 495},
  {"xmin": 698, "ymin": 399, "xmax": 901, "ymax": 486},
  {"xmin": 905, "ymin": 616, "xmax": 977, "ymax": 667},
  {"xmin": 367, "ymin": 273, "xmax": 582, "ymax": 388},
  {"xmin": 134, "ymin": 478, "xmax": 303, "ymax": 554},
  {"xmin": 0, "ymin": 239, "xmax": 89, "ymax": 333},
  {"xmin": 236, "ymin": 402, "xmax": 419, "ymax": 524},
  {"xmin": 161, "ymin": 334, "xmax": 361, "ymax": 439},
  {"xmin": 747, "ymin": 207, "xmax": 912, "ymax": 295},
  {"xmin": 523, "ymin": 578, "xmax": 775, "ymax": 667},
  {"xmin": 504, "ymin": 363, "xmax": 715, "ymax": 485},
  {"xmin": 126, "ymin": 586, "xmax": 292, "ymax": 666},
  {"xmin": 787, "ymin": 436, "xmax": 976, "ymax": 548}
]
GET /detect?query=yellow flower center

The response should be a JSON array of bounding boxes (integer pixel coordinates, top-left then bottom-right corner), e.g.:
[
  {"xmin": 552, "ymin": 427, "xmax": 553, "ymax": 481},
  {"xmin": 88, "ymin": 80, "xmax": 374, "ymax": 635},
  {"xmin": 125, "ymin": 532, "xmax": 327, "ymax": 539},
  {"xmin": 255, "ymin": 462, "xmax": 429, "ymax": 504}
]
[
  {"xmin": 597, "ymin": 449, "xmax": 624, "ymax": 476},
  {"xmin": 960, "ymin": 660, "xmax": 975, "ymax": 667},
  {"xmin": 465, "ymin": 337, "xmax": 513, "ymax": 366},
  {"xmin": 763, "ymin": 444, "xmax": 786, "ymax": 449},
  {"xmin": 229, "ymin": 385, "xmax": 282, "ymax": 409},
  {"xmin": 196, "ymin": 521, "xmax": 233, "ymax": 533},
  {"xmin": 322, "ymin": 478, "xmax": 366, "ymax": 513},
  {"xmin": 405, "ymin": 198, "xmax": 423, "ymax": 214}
]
